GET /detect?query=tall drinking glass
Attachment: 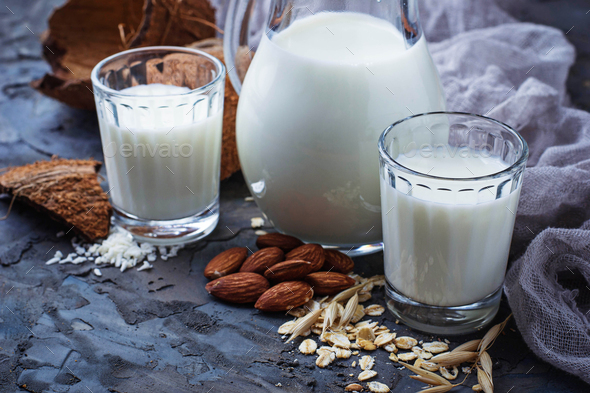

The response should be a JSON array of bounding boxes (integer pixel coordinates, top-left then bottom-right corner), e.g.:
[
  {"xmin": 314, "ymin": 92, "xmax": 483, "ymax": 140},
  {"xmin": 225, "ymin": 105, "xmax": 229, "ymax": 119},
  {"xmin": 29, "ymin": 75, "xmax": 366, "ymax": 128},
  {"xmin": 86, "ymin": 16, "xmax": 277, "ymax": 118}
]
[
  {"xmin": 91, "ymin": 47, "xmax": 225, "ymax": 244},
  {"xmin": 378, "ymin": 112, "xmax": 528, "ymax": 334}
]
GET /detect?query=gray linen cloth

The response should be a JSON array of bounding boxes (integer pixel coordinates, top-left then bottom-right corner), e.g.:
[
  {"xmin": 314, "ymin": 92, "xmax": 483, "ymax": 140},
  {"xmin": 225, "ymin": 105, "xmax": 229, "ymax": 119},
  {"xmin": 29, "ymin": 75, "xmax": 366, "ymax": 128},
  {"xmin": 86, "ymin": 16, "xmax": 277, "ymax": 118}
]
[
  {"xmin": 422, "ymin": 0, "xmax": 590, "ymax": 383},
  {"xmin": 215, "ymin": 0, "xmax": 590, "ymax": 383}
]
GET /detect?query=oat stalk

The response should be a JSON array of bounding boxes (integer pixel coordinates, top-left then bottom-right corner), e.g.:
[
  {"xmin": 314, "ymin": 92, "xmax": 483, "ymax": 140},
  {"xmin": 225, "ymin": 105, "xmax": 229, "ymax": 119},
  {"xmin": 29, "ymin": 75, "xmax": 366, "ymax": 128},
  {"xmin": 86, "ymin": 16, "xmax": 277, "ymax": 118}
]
[
  {"xmin": 479, "ymin": 351, "xmax": 493, "ymax": 380},
  {"xmin": 400, "ymin": 362, "xmax": 451, "ymax": 386},
  {"xmin": 477, "ymin": 367, "xmax": 494, "ymax": 393},
  {"xmin": 478, "ymin": 314, "xmax": 511, "ymax": 355},
  {"xmin": 332, "ymin": 282, "xmax": 364, "ymax": 303},
  {"xmin": 338, "ymin": 292, "xmax": 358, "ymax": 329},
  {"xmin": 452, "ymin": 339, "xmax": 481, "ymax": 353},
  {"xmin": 430, "ymin": 351, "xmax": 478, "ymax": 367},
  {"xmin": 286, "ymin": 309, "xmax": 322, "ymax": 343}
]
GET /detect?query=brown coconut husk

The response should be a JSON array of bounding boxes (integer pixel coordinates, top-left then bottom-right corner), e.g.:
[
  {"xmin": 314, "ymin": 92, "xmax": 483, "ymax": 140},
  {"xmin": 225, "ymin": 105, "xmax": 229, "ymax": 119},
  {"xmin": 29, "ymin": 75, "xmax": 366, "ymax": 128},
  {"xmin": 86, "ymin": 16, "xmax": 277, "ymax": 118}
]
[
  {"xmin": 0, "ymin": 158, "xmax": 112, "ymax": 241},
  {"xmin": 32, "ymin": 0, "xmax": 216, "ymax": 109}
]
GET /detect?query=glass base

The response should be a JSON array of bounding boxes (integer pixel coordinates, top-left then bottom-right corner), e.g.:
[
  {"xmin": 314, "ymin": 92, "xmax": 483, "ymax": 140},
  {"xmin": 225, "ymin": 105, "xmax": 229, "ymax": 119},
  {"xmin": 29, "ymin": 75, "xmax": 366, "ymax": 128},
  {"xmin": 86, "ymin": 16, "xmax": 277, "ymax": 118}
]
[
  {"xmin": 322, "ymin": 242, "xmax": 383, "ymax": 257},
  {"xmin": 385, "ymin": 282, "xmax": 501, "ymax": 335},
  {"xmin": 113, "ymin": 198, "xmax": 219, "ymax": 245}
]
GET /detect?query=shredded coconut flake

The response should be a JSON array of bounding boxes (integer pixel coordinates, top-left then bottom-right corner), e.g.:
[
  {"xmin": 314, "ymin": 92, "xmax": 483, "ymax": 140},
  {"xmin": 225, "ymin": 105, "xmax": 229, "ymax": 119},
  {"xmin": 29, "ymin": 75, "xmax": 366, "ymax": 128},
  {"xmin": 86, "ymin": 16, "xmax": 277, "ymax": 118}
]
[
  {"xmin": 45, "ymin": 226, "xmax": 184, "ymax": 273},
  {"xmin": 137, "ymin": 261, "xmax": 153, "ymax": 271}
]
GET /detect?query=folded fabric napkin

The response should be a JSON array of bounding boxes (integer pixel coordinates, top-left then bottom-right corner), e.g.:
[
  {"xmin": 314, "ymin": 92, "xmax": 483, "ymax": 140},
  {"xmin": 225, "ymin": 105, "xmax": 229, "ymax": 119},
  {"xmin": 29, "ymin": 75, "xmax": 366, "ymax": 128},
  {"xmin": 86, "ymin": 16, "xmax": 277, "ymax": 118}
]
[{"xmin": 421, "ymin": 0, "xmax": 590, "ymax": 383}]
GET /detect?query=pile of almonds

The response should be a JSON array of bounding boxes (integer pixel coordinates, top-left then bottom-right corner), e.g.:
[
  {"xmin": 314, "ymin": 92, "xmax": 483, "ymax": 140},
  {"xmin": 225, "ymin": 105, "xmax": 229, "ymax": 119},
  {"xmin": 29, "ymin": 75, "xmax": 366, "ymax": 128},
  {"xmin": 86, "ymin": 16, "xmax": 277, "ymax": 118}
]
[{"xmin": 204, "ymin": 233, "xmax": 357, "ymax": 311}]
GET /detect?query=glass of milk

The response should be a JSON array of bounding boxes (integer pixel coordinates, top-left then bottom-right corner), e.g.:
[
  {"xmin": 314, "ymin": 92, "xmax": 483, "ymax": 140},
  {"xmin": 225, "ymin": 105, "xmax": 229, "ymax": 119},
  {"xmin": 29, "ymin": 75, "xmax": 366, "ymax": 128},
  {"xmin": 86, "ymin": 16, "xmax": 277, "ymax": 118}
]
[
  {"xmin": 378, "ymin": 112, "xmax": 528, "ymax": 334},
  {"xmin": 91, "ymin": 47, "xmax": 225, "ymax": 244}
]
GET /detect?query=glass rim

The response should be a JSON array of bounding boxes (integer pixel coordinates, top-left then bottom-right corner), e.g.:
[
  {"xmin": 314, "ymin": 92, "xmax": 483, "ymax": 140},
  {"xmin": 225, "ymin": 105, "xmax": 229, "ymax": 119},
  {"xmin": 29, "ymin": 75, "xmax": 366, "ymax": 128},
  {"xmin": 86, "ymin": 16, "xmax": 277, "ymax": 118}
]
[
  {"xmin": 378, "ymin": 111, "xmax": 529, "ymax": 182},
  {"xmin": 90, "ymin": 46, "xmax": 225, "ymax": 98}
]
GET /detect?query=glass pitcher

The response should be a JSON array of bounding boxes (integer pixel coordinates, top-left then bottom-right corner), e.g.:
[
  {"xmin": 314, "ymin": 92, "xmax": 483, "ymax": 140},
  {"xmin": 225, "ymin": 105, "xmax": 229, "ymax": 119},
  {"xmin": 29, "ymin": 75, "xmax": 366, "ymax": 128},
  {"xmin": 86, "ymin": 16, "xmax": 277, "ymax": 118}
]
[{"xmin": 224, "ymin": 0, "xmax": 446, "ymax": 256}]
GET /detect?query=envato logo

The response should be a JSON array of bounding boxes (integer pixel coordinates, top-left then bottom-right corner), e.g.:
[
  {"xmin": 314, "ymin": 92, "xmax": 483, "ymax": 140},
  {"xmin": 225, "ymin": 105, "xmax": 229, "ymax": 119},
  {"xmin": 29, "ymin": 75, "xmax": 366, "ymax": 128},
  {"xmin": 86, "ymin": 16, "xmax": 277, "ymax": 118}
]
[
  {"xmin": 103, "ymin": 142, "xmax": 193, "ymax": 158},
  {"xmin": 401, "ymin": 142, "xmax": 494, "ymax": 159}
]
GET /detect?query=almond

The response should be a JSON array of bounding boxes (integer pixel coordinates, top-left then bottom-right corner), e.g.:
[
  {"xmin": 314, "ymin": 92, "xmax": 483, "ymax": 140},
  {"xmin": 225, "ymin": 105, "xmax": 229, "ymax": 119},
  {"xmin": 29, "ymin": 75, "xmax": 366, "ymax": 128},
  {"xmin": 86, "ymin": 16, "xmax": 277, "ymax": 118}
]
[
  {"xmin": 264, "ymin": 260, "xmax": 316, "ymax": 282},
  {"xmin": 304, "ymin": 272, "xmax": 356, "ymax": 296},
  {"xmin": 256, "ymin": 233, "xmax": 304, "ymax": 252},
  {"xmin": 205, "ymin": 272, "xmax": 269, "ymax": 303},
  {"xmin": 239, "ymin": 247, "xmax": 284, "ymax": 274},
  {"xmin": 286, "ymin": 244, "xmax": 325, "ymax": 271},
  {"xmin": 322, "ymin": 249, "xmax": 354, "ymax": 273},
  {"xmin": 203, "ymin": 247, "xmax": 248, "ymax": 279},
  {"xmin": 254, "ymin": 281, "xmax": 314, "ymax": 312}
]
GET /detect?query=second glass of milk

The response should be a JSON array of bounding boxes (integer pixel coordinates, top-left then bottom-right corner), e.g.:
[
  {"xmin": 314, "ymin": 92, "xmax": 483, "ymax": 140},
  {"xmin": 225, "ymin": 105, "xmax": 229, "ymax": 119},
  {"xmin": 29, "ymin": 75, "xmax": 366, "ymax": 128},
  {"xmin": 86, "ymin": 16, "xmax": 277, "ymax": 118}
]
[
  {"xmin": 91, "ymin": 47, "xmax": 225, "ymax": 244},
  {"xmin": 378, "ymin": 112, "xmax": 528, "ymax": 334}
]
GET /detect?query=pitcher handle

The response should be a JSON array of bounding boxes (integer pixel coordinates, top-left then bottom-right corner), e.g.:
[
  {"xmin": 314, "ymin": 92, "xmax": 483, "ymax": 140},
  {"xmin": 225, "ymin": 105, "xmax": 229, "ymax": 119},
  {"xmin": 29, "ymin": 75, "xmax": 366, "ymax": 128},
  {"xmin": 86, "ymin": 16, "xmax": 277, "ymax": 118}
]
[{"xmin": 223, "ymin": 0, "xmax": 257, "ymax": 96}]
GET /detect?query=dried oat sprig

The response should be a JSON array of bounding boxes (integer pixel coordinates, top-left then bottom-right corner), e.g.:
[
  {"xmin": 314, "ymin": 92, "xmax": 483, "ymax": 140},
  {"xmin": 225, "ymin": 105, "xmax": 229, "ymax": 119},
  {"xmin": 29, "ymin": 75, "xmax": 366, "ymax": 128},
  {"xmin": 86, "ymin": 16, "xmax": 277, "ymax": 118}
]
[
  {"xmin": 479, "ymin": 351, "xmax": 493, "ymax": 380},
  {"xmin": 430, "ymin": 351, "xmax": 478, "ymax": 367},
  {"xmin": 400, "ymin": 362, "xmax": 451, "ymax": 386},
  {"xmin": 452, "ymin": 339, "xmax": 481, "ymax": 353},
  {"xmin": 338, "ymin": 292, "xmax": 359, "ymax": 329},
  {"xmin": 478, "ymin": 315, "xmax": 511, "ymax": 355},
  {"xmin": 332, "ymin": 282, "xmax": 364, "ymax": 303},
  {"xmin": 286, "ymin": 308, "xmax": 322, "ymax": 343},
  {"xmin": 476, "ymin": 367, "xmax": 493, "ymax": 393},
  {"xmin": 323, "ymin": 301, "xmax": 339, "ymax": 334}
]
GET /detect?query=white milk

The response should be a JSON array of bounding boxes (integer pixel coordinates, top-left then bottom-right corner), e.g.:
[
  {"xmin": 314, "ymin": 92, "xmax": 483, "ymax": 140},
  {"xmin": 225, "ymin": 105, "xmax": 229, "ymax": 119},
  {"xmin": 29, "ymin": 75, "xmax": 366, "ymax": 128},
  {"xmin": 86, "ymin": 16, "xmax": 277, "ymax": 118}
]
[
  {"xmin": 236, "ymin": 12, "xmax": 446, "ymax": 246},
  {"xmin": 381, "ymin": 151, "xmax": 520, "ymax": 306},
  {"xmin": 99, "ymin": 84, "xmax": 222, "ymax": 221}
]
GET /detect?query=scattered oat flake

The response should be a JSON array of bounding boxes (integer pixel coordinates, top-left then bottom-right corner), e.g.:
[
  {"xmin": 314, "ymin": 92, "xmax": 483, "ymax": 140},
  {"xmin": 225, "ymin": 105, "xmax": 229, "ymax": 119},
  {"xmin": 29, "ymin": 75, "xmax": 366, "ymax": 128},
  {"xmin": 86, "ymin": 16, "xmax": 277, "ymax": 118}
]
[
  {"xmin": 420, "ymin": 361, "xmax": 440, "ymax": 372},
  {"xmin": 244, "ymin": 196, "xmax": 254, "ymax": 201},
  {"xmin": 422, "ymin": 341, "xmax": 449, "ymax": 354},
  {"xmin": 278, "ymin": 320, "xmax": 297, "ymax": 335},
  {"xmin": 351, "ymin": 360, "xmax": 357, "ymax": 368},
  {"xmin": 316, "ymin": 351, "xmax": 335, "ymax": 368},
  {"xmin": 367, "ymin": 381, "xmax": 390, "ymax": 393},
  {"xmin": 397, "ymin": 352, "xmax": 418, "ymax": 362},
  {"xmin": 440, "ymin": 365, "xmax": 459, "ymax": 380},
  {"xmin": 384, "ymin": 344, "xmax": 397, "ymax": 353},
  {"xmin": 375, "ymin": 332, "xmax": 396, "ymax": 347},
  {"xmin": 358, "ymin": 369, "xmax": 377, "ymax": 381},
  {"xmin": 359, "ymin": 355, "xmax": 374, "ymax": 370},
  {"xmin": 395, "ymin": 336, "xmax": 418, "ymax": 350},
  {"xmin": 389, "ymin": 352, "xmax": 398, "ymax": 362},
  {"xmin": 335, "ymin": 347, "xmax": 352, "ymax": 359},
  {"xmin": 299, "ymin": 339, "xmax": 317, "ymax": 355},
  {"xmin": 345, "ymin": 383, "xmax": 364, "ymax": 392},
  {"xmin": 93, "ymin": 268, "xmax": 102, "ymax": 277},
  {"xmin": 364, "ymin": 304, "xmax": 385, "ymax": 316}
]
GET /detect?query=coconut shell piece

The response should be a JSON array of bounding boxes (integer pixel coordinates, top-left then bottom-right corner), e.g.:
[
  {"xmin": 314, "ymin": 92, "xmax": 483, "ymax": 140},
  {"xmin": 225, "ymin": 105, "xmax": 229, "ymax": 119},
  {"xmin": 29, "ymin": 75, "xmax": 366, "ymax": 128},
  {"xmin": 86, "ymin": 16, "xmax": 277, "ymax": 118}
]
[
  {"xmin": 0, "ymin": 158, "xmax": 112, "ymax": 241},
  {"xmin": 32, "ymin": 0, "xmax": 216, "ymax": 110}
]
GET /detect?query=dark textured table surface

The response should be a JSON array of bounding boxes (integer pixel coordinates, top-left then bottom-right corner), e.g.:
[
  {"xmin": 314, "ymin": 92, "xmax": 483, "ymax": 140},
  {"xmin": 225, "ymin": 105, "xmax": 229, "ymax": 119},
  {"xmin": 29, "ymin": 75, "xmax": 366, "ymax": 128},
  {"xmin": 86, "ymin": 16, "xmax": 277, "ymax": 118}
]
[{"xmin": 1, "ymin": 1, "xmax": 589, "ymax": 392}]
